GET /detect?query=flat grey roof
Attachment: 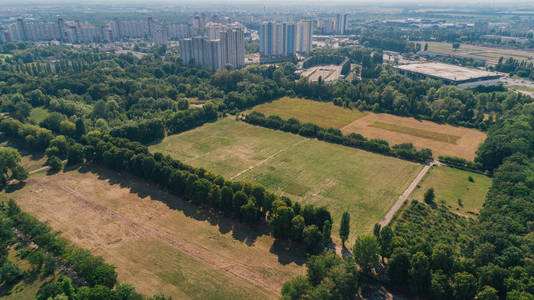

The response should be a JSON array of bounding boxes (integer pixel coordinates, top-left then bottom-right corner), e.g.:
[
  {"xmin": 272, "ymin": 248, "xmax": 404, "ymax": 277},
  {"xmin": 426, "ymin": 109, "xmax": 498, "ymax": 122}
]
[{"xmin": 395, "ymin": 62, "xmax": 500, "ymax": 82}]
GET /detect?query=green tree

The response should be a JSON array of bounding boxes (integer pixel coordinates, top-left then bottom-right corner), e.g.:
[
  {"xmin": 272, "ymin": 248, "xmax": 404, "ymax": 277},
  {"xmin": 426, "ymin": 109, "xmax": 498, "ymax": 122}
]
[
  {"xmin": 0, "ymin": 148, "xmax": 28, "ymax": 189},
  {"xmin": 322, "ymin": 220, "xmax": 332, "ymax": 245},
  {"xmin": 477, "ymin": 286, "xmax": 499, "ymax": 300},
  {"xmin": 431, "ymin": 270, "xmax": 452, "ymax": 300},
  {"xmin": 409, "ymin": 251, "xmax": 430, "ymax": 295},
  {"xmin": 352, "ymin": 234, "xmax": 380, "ymax": 273},
  {"xmin": 281, "ymin": 275, "xmax": 311, "ymax": 300},
  {"xmin": 432, "ymin": 243, "xmax": 454, "ymax": 275},
  {"xmin": 452, "ymin": 272, "xmax": 477, "ymax": 300},
  {"xmin": 291, "ymin": 215, "xmax": 305, "ymax": 241},
  {"xmin": 388, "ymin": 247, "xmax": 411, "ymax": 285},
  {"xmin": 303, "ymin": 225, "xmax": 322, "ymax": 251},
  {"xmin": 339, "ymin": 211, "xmax": 350, "ymax": 247},
  {"xmin": 424, "ymin": 188, "xmax": 435, "ymax": 204},
  {"xmin": 47, "ymin": 156, "xmax": 63, "ymax": 172},
  {"xmin": 378, "ymin": 226, "xmax": 394, "ymax": 260}
]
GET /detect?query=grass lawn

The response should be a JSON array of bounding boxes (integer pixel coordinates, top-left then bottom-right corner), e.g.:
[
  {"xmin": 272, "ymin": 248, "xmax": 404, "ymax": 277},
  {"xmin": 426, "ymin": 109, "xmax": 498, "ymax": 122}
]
[
  {"xmin": 410, "ymin": 166, "xmax": 491, "ymax": 216},
  {"xmin": 29, "ymin": 107, "xmax": 50, "ymax": 124},
  {"xmin": 150, "ymin": 118, "xmax": 422, "ymax": 243},
  {"xmin": 5, "ymin": 167, "xmax": 304, "ymax": 299},
  {"xmin": 251, "ymin": 97, "xmax": 367, "ymax": 129}
]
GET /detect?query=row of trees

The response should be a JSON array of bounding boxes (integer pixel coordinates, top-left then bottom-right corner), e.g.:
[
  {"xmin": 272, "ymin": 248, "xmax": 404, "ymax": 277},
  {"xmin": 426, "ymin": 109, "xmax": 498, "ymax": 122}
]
[
  {"xmin": 494, "ymin": 57, "xmax": 534, "ymax": 80},
  {"xmin": 79, "ymin": 132, "xmax": 333, "ymax": 251},
  {"xmin": 1, "ymin": 200, "xmax": 168, "ymax": 300},
  {"xmin": 245, "ymin": 111, "xmax": 433, "ymax": 163}
]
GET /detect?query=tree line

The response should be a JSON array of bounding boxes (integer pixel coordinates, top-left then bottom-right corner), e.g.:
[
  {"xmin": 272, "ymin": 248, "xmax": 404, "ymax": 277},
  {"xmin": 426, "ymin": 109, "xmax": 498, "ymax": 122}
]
[
  {"xmin": 244, "ymin": 111, "xmax": 433, "ymax": 163},
  {"xmin": 1, "ymin": 199, "xmax": 169, "ymax": 300}
]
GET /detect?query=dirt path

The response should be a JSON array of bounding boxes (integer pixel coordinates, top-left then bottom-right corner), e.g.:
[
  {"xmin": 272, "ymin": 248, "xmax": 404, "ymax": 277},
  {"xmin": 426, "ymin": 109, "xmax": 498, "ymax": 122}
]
[
  {"xmin": 378, "ymin": 161, "xmax": 437, "ymax": 227},
  {"xmin": 230, "ymin": 139, "xmax": 307, "ymax": 180},
  {"xmin": 34, "ymin": 178, "xmax": 283, "ymax": 296}
]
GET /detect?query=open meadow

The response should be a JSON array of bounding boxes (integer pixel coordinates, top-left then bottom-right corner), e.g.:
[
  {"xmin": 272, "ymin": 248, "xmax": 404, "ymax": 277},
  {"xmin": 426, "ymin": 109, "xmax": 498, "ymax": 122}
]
[
  {"xmin": 251, "ymin": 97, "xmax": 486, "ymax": 160},
  {"xmin": 150, "ymin": 118, "xmax": 422, "ymax": 242},
  {"xmin": 5, "ymin": 166, "xmax": 306, "ymax": 300},
  {"xmin": 251, "ymin": 97, "xmax": 367, "ymax": 129},
  {"xmin": 421, "ymin": 41, "xmax": 534, "ymax": 65},
  {"xmin": 410, "ymin": 166, "xmax": 491, "ymax": 216},
  {"xmin": 341, "ymin": 113, "xmax": 486, "ymax": 160}
]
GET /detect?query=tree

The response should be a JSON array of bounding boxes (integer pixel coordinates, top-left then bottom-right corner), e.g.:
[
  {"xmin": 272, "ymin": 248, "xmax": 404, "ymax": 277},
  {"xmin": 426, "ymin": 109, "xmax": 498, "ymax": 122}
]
[
  {"xmin": 322, "ymin": 220, "xmax": 332, "ymax": 245},
  {"xmin": 291, "ymin": 215, "xmax": 305, "ymax": 241},
  {"xmin": 424, "ymin": 188, "xmax": 435, "ymax": 204},
  {"xmin": 424, "ymin": 43, "xmax": 428, "ymax": 51},
  {"xmin": 477, "ymin": 286, "xmax": 499, "ymax": 300},
  {"xmin": 452, "ymin": 272, "xmax": 477, "ymax": 300},
  {"xmin": 388, "ymin": 247, "xmax": 411, "ymax": 285},
  {"xmin": 352, "ymin": 234, "xmax": 380, "ymax": 273},
  {"xmin": 47, "ymin": 156, "xmax": 63, "ymax": 172},
  {"xmin": 431, "ymin": 270, "xmax": 452, "ymax": 300},
  {"xmin": 281, "ymin": 275, "xmax": 311, "ymax": 300},
  {"xmin": 339, "ymin": 211, "xmax": 350, "ymax": 247},
  {"xmin": 409, "ymin": 252, "xmax": 430, "ymax": 295},
  {"xmin": 75, "ymin": 119, "xmax": 86, "ymax": 138},
  {"xmin": 0, "ymin": 148, "xmax": 28, "ymax": 189},
  {"xmin": 378, "ymin": 226, "xmax": 394, "ymax": 260},
  {"xmin": 303, "ymin": 225, "xmax": 322, "ymax": 251},
  {"xmin": 67, "ymin": 144, "xmax": 84, "ymax": 165},
  {"xmin": 452, "ymin": 42, "xmax": 460, "ymax": 50},
  {"xmin": 431, "ymin": 243, "xmax": 454, "ymax": 275}
]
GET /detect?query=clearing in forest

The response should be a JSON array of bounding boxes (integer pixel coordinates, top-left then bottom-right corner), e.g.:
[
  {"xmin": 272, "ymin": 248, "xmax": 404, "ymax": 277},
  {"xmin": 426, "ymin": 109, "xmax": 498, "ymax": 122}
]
[
  {"xmin": 150, "ymin": 118, "xmax": 422, "ymax": 243},
  {"xmin": 251, "ymin": 97, "xmax": 367, "ymax": 129},
  {"xmin": 341, "ymin": 113, "xmax": 486, "ymax": 160},
  {"xmin": 250, "ymin": 97, "xmax": 485, "ymax": 160},
  {"xmin": 410, "ymin": 166, "xmax": 491, "ymax": 216},
  {"xmin": 5, "ymin": 167, "xmax": 306, "ymax": 300}
]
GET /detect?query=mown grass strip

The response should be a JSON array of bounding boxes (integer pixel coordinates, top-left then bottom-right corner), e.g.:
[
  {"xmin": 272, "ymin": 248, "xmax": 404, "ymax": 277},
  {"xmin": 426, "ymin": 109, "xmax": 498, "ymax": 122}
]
[{"xmin": 369, "ymin": 121, "xmax": 461, "ymax": 144}]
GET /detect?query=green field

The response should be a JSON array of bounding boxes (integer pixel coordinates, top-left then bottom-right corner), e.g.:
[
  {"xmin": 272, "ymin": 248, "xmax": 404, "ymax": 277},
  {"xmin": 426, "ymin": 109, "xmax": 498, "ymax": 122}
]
[
  {"xmin": 411, "ymin": 166, "xmax": 491, "ymax": 216},
  {"xmin": 251, "ymin": 97, "xmax": 367, "ymax": 129},
  {"xmin": 150, "ymin": 118, "xmax": 422, "ymax": 243},
  {"xmin": 369, "ymin": 121, "xmax": 461, "ymax": 144}
]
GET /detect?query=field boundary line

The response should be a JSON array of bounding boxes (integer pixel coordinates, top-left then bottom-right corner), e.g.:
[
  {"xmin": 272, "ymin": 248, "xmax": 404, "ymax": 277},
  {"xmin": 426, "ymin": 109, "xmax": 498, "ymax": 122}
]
[{"xmin": 230, "ymin": 139, "xmax": 308, "ymax": 180}]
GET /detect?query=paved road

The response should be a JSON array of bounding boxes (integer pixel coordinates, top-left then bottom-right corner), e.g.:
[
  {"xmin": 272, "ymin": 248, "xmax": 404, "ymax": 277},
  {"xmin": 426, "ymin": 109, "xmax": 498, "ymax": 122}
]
[{"xmin": 378, "ymin": 161, "xmax": 437, "ymax": 227}]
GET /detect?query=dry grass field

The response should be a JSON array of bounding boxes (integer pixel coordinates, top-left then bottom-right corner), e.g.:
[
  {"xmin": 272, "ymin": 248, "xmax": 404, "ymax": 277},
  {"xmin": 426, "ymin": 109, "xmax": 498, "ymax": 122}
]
[
  {"xmin": 250, "ymin": 97, "xmax": 485, "ymax": 160},
  {"xmin": 341, "ymin": 114, "xmax": 486, "ymax": 160},
  {"xmin": 251, "ymin": 97, "xmax": 367, "ymax": 129},
  {"xmin": 150, "ymin": 118, "xmax": 422, "ymax": 243},
  {"xmin": 422, "ymin": 41, "xmax": 534, "ymax": 65},
  {"xmin": 5, "ymin": 167, "xmax": 306, "ymax": 300},
  {"xmin": 410, "ymin": 166, "xmax": 492, "ymax": 216}
]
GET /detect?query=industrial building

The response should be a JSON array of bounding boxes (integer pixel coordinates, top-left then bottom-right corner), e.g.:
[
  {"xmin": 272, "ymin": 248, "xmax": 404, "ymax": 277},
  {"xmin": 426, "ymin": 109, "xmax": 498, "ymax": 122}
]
[{"xmin": 394, "ymin": 62, "xmax": 501, "ymax": 88}]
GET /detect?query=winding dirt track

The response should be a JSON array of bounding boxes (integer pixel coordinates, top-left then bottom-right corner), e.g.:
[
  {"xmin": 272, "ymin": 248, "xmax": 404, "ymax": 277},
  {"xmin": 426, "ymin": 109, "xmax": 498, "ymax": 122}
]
[{"xmin": 30, "ymin": 176, "xmax": 283, "ymax": 296}]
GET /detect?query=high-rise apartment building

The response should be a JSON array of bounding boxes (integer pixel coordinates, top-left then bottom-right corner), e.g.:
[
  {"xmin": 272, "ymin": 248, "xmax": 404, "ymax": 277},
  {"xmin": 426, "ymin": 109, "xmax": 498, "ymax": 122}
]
[
  {"xmin": 296, "ymin": 20, "xmax": 313, "ymax": 54},
  {"xmin": 180, "ymin": 26, "xmax": 244, "ymax": 71},
  {"xmin": 260, "ymin": 20, "xmax": 312, "ymax": 57},
  {"xmin": 335, "ymin": 14, "xmax": 349, "ymax": 34}
]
